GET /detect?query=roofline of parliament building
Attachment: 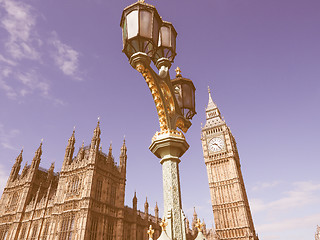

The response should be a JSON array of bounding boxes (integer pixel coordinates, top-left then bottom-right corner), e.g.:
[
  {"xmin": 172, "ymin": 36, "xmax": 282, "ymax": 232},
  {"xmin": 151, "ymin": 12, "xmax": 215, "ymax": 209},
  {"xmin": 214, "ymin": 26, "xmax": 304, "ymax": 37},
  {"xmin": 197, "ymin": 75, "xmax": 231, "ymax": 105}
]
[{"xmin": 0, "ymin": 120, "xmax": 218, "ymax": 240}]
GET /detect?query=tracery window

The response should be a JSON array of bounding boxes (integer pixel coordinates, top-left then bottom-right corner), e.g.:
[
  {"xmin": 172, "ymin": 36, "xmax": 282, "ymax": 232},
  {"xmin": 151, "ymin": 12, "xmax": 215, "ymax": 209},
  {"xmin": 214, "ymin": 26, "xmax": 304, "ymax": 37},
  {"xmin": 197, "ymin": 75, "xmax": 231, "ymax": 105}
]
[
  {"xmin": 59, "ymin": 214, "xmax": 75, "ymax": 240},
  {"xmin": 19, "ymin": 226, "xmax": 26, "ymax": 240},
  {"xmin": 89, "ymin": 217, "xmax": 98, "ymax": 240},
  {"xmin": 42, "ymin": 221, "xmax": 50, "ymax": 240},
  {"xmin": 0, "ymin": 227, "xmax": 8, "ymax": 240},
  {"xmin": 95, "ymin": 178, "xmax": 102, "ymax": 201},
  {"xmin": 106, "ymin": 218, "xmax": 114, "ymax": 240},
  {"xmin": 110, "ymin": 185, "xmax": 117, "ymax": 205},
  {"xmin": 69, "ymin": 176, "xmax": 80, "ymax": 194},
  {"xmin": 10, "ymin": 192, "xmax": 19, "ymax": 208},
  {"xmin": 30, "ymin": 223, "xmax": 38, "ymax": 240}
]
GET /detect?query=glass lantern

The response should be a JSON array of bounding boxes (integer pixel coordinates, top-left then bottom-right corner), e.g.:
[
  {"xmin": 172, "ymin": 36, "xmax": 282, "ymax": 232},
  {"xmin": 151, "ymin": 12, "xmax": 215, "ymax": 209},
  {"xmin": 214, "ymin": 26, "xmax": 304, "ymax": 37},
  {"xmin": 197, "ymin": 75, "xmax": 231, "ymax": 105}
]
[
  {"xmin": 153, "ymin": 21, "xmax": 177, "ymax": 63},
  {"xmin": 171, "ymin": 73, "xmax": 196, "ymax": 120},
  {"xmin": 120, "ymin": 2, "xmax": 162, "ymax": 59}
]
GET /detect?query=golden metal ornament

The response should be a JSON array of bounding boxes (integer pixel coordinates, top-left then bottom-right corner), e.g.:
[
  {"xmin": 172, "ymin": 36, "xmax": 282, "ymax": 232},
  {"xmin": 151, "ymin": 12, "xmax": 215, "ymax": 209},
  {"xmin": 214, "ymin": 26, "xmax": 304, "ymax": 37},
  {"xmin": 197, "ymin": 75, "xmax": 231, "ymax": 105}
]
[
  {"xmin": 195, "ymin": 218, "xmax": 204, "ymax": 232},
  {"xmin": 136, "ymin": 64, "xmax": 169, "ymax": 131},
  {"xmin": 175, "ymin": 67, "xmax": 181, "ymax": 77},
  {"xmin": 135, "ymin": 63, "xmax": 190, "ymax": 133},
  {"xmin": 147, "ymin": 225, "xmax": 154, "ymax": 238},
  {"xmin": 160, "ymin": 218, "xmax": 168, "ymax": 231}
]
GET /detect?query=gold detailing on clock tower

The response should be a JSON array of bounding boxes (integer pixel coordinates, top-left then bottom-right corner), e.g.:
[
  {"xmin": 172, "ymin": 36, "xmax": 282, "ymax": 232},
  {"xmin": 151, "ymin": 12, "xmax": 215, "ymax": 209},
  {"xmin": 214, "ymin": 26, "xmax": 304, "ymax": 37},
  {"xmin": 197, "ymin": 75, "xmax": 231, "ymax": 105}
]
[{"xmin": 201, "ymin": 88, "xmax": 259, "ymax": 240}]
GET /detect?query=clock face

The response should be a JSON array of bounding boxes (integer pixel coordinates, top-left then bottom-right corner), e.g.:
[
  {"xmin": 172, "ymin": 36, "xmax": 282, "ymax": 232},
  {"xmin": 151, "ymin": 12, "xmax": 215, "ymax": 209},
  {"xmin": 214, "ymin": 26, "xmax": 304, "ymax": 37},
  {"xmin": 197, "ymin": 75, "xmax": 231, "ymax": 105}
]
[{"xmin": 208, "ymin": 137, "xmax": 225, "ymax": 152}]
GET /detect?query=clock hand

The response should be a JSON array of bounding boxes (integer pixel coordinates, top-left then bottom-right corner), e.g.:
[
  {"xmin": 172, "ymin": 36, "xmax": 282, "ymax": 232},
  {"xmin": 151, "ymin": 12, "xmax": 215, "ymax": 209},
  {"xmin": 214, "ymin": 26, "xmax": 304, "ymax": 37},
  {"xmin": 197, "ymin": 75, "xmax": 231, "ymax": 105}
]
[{"xmin": 212, "ymin": 143, "xmax": 222, "ymax": 149}]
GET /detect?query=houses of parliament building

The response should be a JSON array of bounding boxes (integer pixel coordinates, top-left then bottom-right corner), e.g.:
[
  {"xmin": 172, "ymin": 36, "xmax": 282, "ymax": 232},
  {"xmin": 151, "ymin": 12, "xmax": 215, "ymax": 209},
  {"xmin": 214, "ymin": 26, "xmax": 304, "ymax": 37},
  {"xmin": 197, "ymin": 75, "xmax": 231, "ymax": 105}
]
[
  {"xmin": 0, "ymin": 90, "xmax": 259, "ymax": 240},
  {"xmin": 0, "ymin": 120, "xmax": 217, "ymax": 240}
]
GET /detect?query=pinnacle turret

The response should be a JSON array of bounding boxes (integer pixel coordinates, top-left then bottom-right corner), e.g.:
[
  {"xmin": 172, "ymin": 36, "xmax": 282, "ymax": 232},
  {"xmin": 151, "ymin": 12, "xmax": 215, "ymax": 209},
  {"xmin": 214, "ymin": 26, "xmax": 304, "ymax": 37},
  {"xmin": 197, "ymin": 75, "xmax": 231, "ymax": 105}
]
[
  {"xmin": 144, "ymin": 197, "xmax": 149, "ymax": 220},
  {"xmin": 9, "ymin": 148, "xmax": 23, "ymax": 181},
  {"xmin": 193, "ymin": 207, "xmax": 198, "ymax": 219},
  {"xmin": 21, "ymin": 161, "xmax": 28, "ymax": 177},
  {"xmin": 154, "ymin": 202, "xmax": 159, "ymax": 221},
  {"xmin": 63, "ymin": 129, "xmax": 76, "ymax": 167},
  {"xmin": 78, "ymin": 140, "xmax": 85, "ymax": 160},
  {"xmin": 48, "ymin": 162, "xmax": 55, "ymax": 180},
  {"xmin": 108, "ymin": 142, "xmax": 112, "ymax": 158},
  {"xmin": 15, "ymin": 148, "xmax": 23, "ymax": 165},
  {"xmin": 31, "ymin": 141, "xmax": 42, "ymax": 169},
  {"xmin": 133, "ymin": 191, "xmax": 137, "ymax": 211},
  {"xmin": 49, "ymin": 162, "xmax": 54, "ymax": 172},
  {"xmin": 68, "ymin": 128, "xmax": 76, "ymax": 146},
  {"xmin": 90, "ymin": 119, "xmax": 101, "ymax": 151},
  {"xmin": 35, "ymin": 141, "xmax": 43, "ymax": 159},
  {"xmin": 120, "ymin": 137, "xmax": 127, "ymax": 155},
  {"xmin": 192, "ymin": 207, "xmax": 198, "ymax": 235},
  {"xmin": 202, "ymin": 219, "xmax": 207, "ymax": 234},
  {"xmin": 119, "ymin": 137, "xmax": 127, "ymax": 171}
]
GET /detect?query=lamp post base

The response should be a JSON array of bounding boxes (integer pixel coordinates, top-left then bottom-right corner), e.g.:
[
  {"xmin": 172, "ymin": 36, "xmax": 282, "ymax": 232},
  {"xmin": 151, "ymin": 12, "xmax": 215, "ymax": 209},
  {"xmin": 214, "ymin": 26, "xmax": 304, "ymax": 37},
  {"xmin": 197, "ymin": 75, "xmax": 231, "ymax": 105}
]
[{"xmin": 149, "ymin": 130, "xmax": 188, "ymax": 240}]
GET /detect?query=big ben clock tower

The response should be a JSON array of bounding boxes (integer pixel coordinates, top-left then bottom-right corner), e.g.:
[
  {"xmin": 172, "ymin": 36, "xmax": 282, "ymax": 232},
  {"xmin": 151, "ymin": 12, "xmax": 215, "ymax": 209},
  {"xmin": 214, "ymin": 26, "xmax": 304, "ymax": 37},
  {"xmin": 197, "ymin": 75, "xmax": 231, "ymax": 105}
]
[{"xmin": 201, "ymin": 87, "xmax": 259, "ymax": 240}]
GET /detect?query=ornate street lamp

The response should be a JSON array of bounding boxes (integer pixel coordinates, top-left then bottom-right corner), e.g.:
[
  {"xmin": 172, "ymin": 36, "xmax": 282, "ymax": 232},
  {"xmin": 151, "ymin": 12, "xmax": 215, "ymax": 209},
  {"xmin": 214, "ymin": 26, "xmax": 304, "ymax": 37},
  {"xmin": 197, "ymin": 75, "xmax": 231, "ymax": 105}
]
[
  {"xmin": 120, "ymin": 0, "xmax": 162, "ymax": 59},
  {"xmin": 121, "ymin": 1, "xmax": 196, "ymax": 240},
  {"xmin": 172, "ymin": 67, "xmax": 196, "ymax": 120}
]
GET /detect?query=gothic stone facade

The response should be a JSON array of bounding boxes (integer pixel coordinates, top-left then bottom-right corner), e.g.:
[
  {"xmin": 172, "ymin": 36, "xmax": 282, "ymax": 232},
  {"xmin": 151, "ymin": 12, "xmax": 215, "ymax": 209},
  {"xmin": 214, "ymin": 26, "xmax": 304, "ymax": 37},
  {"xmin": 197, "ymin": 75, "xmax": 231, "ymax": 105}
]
[
  {"xmin": 0, "ymin": 122, "xmax": 217, "ymax": 240},
  {"xmin": 201, "ymin": 90, "xmax": 259, "ymax": 240},
  {"xmin": 0, "ymin": 122, "xmax": 164, "ymax": 240}
]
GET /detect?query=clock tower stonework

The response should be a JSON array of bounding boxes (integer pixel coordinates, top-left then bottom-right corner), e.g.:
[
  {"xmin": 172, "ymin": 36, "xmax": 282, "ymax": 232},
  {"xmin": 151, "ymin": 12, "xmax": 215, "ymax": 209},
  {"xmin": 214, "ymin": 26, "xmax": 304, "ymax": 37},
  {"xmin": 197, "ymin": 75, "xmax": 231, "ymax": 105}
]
[{"xmin": 201, "ymin": 88, "xmax": 259, "ymax": 240}]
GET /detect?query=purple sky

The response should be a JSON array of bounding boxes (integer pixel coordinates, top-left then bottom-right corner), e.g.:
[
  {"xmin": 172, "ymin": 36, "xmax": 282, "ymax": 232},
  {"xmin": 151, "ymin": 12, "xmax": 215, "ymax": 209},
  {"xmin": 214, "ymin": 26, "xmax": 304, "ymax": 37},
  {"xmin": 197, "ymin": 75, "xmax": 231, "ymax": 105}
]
[{"xmin": 0, "ymin": 0, "xmax": 319, "ymax": 239}]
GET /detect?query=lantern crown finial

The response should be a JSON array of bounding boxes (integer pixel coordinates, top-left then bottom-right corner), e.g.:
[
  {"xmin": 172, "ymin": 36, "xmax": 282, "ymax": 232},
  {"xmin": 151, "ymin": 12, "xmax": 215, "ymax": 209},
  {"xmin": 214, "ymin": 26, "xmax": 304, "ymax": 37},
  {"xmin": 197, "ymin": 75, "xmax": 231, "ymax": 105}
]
[{"xmin": 175, "ymin": 67, "xmax": 182, "ymax": 77}]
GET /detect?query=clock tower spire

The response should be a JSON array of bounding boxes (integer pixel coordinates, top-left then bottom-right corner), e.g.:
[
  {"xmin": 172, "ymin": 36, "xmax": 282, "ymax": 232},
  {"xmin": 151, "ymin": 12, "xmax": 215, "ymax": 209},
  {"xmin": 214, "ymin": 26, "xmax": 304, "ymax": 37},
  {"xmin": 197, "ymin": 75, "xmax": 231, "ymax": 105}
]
[
  {"xmin": 205, "ymin": 86, "xmax": 223, "ymax": 127},
  {"xmin": 201, "ymin": 87, "xmax": 259, "ymax": 240}
]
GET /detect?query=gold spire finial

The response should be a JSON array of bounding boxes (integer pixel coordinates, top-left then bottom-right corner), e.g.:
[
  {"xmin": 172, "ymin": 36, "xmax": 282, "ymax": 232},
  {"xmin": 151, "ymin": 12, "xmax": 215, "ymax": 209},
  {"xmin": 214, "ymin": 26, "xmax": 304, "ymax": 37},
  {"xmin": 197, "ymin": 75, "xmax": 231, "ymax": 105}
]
[
  {"xmin": 195, "ymin": 218, "xmax": 204, "ymax": 232},
  {"xmin": 208, "ymin": 86, "xmax": 211, "ymax": 94},
  {"xmin": 160, "ymin": 218, "xmax": 168, "ymax": 231},
  {"xmin": 147, "ymin": 225, "xmax": 154, "ymax": 239},
  {"xmin": 138, "ymin": 0, "xmax": 145, "ymax": 3},
  {"xmin": 41, "ymin": 138, "xmax": 44, "ymax": 143},
  {"xmin": 97, "ymin": 116, "xmax": 100, "ymax": 123},
  {"xmin": 175, "ymin": 67, "xmax": 181, "ymax": 77}
]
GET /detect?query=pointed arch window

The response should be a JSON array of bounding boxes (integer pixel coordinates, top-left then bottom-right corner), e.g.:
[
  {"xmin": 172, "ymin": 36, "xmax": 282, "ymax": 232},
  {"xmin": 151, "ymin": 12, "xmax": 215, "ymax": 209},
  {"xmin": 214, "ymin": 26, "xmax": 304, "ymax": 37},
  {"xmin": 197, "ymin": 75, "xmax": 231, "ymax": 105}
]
[
  {"xmin": 89, "ymin": 217, "xmax": 98, "ymax": 240},
  {"xmin": 42, "ymin": 221, "xmax": 50, "ymax": 240},
  {"xmin": 95, "ymin": 178, "xmax": 103, "ymax": 201},
  {"xmin": 0, "ymin": 226, "xmax": 8, "ymax": 240},
  {"xmin": 19, "ymin": 226, "xmax": 26, "ymax": 240},
  {"xmin": 59, "ymin": 214, "xmax": 75, "ymax": 240},
  {"xmin": 10, "ymin": 192, "xmax": 19, "ymax": 208},
  {"xmin": 68, "ymin": 176, "xmax": 80, "ymax": 194},
  {"xmin": 110, "ymin": 184, "xmax": 117, "ymax": 205},
  {"xmin": 30, "ymin": 223, "xmax": 38, "ymax": 240},
  {"xmin": 105, "ymin": 218, "xmax": 114, "ymax": 240}
]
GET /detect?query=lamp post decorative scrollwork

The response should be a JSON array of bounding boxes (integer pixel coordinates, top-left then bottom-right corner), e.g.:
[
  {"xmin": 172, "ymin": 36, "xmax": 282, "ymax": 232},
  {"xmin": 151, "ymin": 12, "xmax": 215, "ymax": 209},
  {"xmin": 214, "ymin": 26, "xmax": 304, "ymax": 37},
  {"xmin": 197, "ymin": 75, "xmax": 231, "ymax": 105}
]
[{"xmin": 120, "ymin": 1, "xmax": 196, "ymax": 240}]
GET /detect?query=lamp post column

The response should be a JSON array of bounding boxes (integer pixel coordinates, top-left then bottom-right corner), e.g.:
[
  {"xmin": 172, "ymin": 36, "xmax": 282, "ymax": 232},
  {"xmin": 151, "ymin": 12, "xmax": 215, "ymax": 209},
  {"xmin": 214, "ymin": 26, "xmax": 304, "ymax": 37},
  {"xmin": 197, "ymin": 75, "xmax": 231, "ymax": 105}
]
[
  {"xmin": 149, "ymin": 131, "xmax": 188, "ymax": 240},
  {"xmin": 120, "ymin": 2, "xmax": 196, "ymax": 239}
]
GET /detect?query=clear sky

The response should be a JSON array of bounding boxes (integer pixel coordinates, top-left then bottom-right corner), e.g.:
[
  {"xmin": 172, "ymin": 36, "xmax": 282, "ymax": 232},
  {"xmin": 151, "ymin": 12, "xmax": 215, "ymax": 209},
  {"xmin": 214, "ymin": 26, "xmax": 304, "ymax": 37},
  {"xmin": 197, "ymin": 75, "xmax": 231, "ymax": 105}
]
[{"xmin": 0, "ymin": 0, "xmax": 319, "ymax": 239}]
